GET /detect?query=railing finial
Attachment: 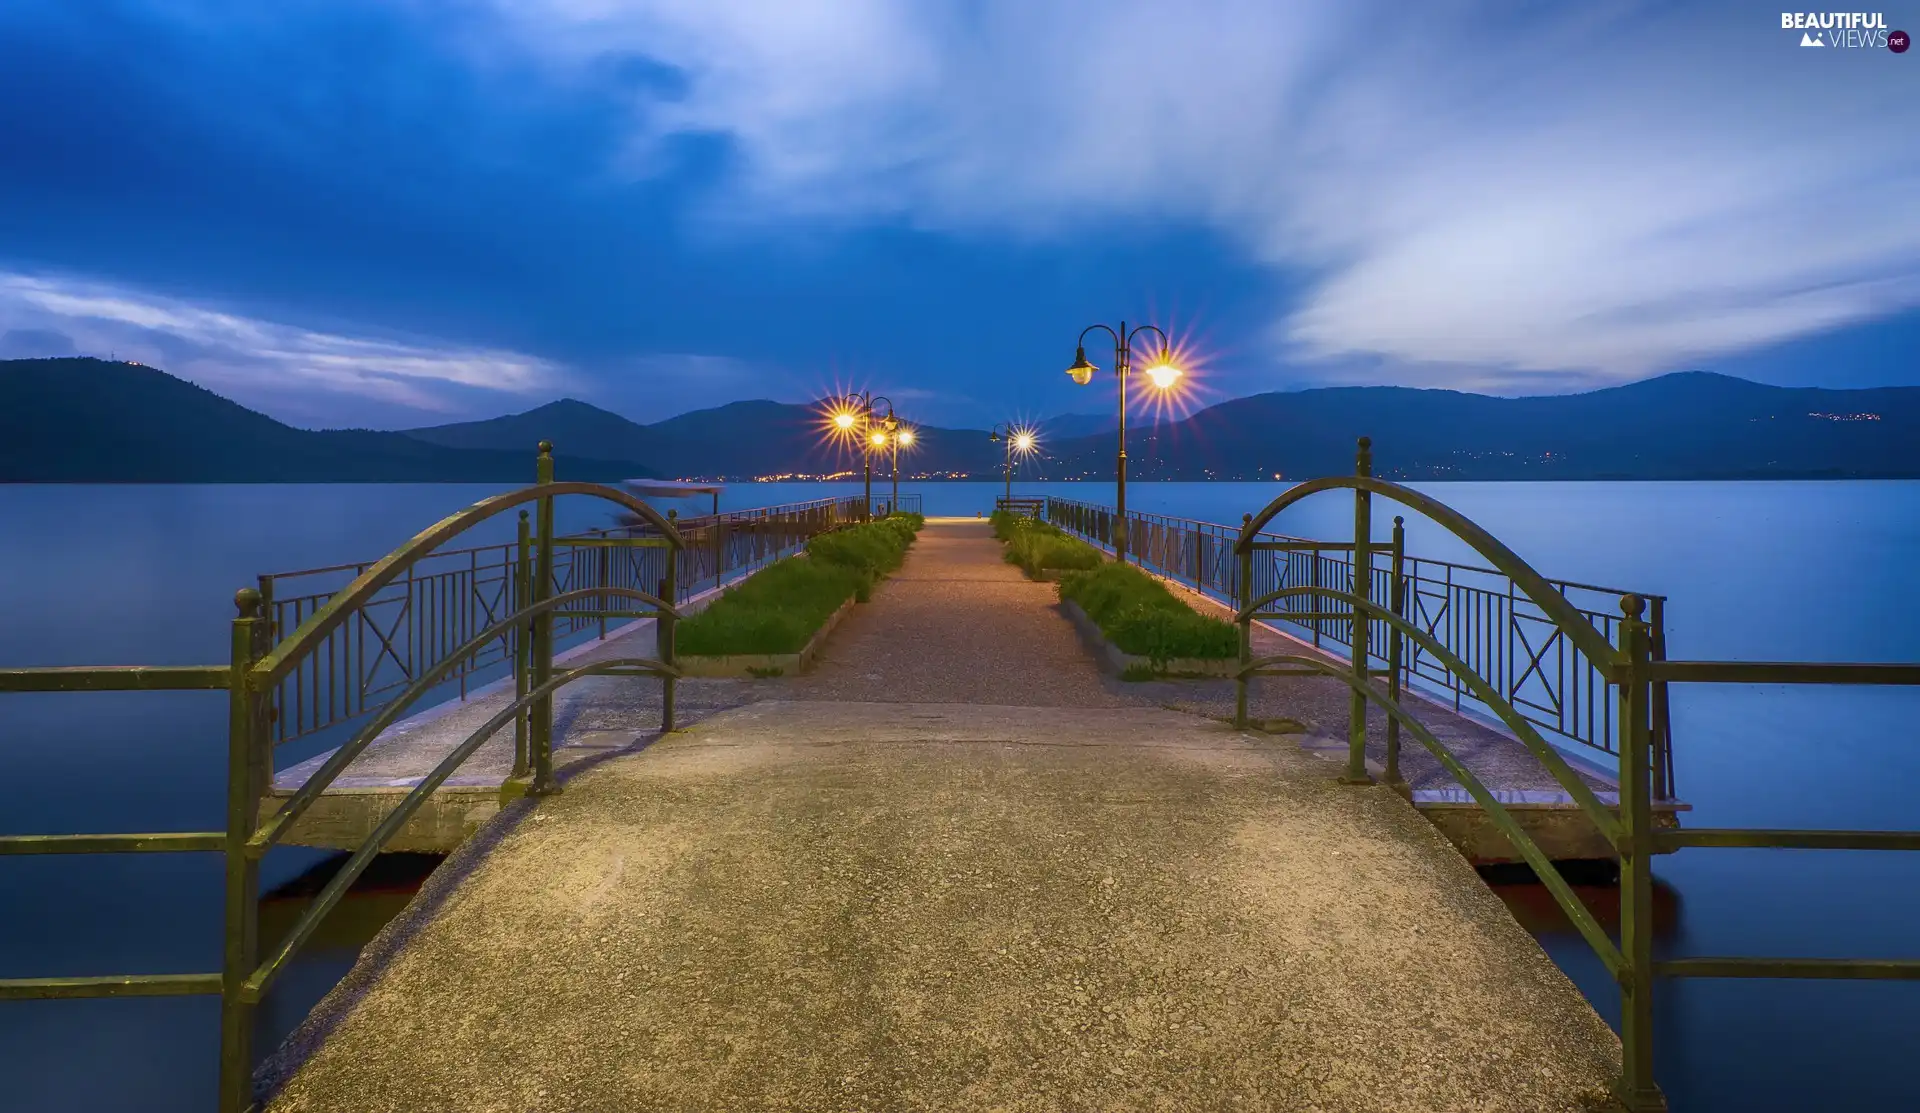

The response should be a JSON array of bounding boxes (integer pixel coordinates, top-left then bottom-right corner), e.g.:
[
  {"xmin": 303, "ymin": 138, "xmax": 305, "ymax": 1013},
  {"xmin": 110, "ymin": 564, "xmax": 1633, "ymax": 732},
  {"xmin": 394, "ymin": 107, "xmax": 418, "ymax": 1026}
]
[
  {"xmin": 1356, "ymin": 436, "xmax": 1373, "ymax": 477},
  {"xmin": 537, "ymin": 440, "xmax": 553, "ymax": 456},
  {"xmin": 1621, "ymin": 593, "xmax": 1646, "ymax": 619},
  {"xmin": 234, "ymin": 587, "xmax": 261, "ymax": 617}
]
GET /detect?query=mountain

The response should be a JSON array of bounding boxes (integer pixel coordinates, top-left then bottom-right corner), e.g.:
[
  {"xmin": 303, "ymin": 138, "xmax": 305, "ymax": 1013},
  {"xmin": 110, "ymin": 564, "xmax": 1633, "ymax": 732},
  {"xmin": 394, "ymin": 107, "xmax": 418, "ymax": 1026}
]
[
  {"xmin": 1029, "ymin": 372, "xmax": 1920, "ymax": 481},
  {"xmin": 9, "ymin": 358, "xmax": 1918, "ymax": 483},
  {"xmin": 405, "ymin": 398, "xmax": 662, "ymax": 463},
  {"xmin": 1037, "ymin": 412, "xmax": 1119, "ymax": 439},
  {"xmin": 403, "ymin": 397, "xmax": 1003, "ymax": 481},
  {"xmin": 0, "ymin": 358, "xmax": 655, "ymax": 482}
]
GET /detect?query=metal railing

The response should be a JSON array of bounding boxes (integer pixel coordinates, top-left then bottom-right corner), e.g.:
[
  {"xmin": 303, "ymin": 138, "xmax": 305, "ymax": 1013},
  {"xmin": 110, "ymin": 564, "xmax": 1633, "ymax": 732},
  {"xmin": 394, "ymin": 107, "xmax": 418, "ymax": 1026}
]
[
  {"xmin": 258, "ymin": 494, "xmax": 865, "ymax": 745},
  {"xmin": 1044, "ymin": 494, "xmax": 1677, "ymax": 797},
  {"xmin": 996, "ymin": 497, "xmax": 1045, "ymax": 518},
  {"xmin": 0, "ymin": 442, "xmax": 689, "ymax": 1113},
  {"xmin": 1216, "ymin": 436, "xmax": 1920, "ymax": 1112},
  {"xmin": 869, "ymin": 492, "xmax": 923, "ymax": 517}
]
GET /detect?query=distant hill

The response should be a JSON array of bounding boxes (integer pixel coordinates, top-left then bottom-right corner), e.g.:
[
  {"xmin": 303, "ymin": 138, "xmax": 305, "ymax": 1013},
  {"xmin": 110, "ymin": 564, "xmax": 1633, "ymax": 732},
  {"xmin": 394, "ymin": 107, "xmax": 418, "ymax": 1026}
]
[
  {"xmin": 1032, "ymin": 372, "xmax": 1920, "ymax": 481},
  {"xmin": 1037, "ymin": 412, "xmax": 1119, "ymax": 439},
  {"xmin": 7, "ymin": 357, "xmax": 1918, "ymax": 483},
  {"xmin": 403, "ymin": 397, "xmax": 1000, "ymax": 481},
  {"xmin": 405, "ymin": 398, "xmax": 665, "ymax": 464},
  {"xmin": 0, "ymin": 358, "xmax": 654, "ymax": 482}
]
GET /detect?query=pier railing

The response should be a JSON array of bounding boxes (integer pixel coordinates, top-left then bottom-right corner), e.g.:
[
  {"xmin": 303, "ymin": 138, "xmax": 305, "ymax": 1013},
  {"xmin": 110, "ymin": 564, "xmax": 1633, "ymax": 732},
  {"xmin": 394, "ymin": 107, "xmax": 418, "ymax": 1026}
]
[
  {"xmin": 1217, "ymin": 436, "xmax": 1920, "ymax": 1112},
  {"xmin": 869, "ymin": 492, "xmax": 923, "ymax": 517},
  {"xmin": 1043, "ymin": 494, "xmax": 1677, "ymax": 797},
  {"xmin": 0, "ymin": 441, "xmax": 693, "ymax": 1113},
  {"xmin": 257, "ymin": 493, "xmax": 864, "ymax": 745}
]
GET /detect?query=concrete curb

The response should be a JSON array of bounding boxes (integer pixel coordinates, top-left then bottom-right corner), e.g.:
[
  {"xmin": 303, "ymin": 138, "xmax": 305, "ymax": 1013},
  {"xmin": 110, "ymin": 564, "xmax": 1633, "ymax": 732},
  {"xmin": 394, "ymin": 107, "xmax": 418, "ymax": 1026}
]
[{"xmin": 1057, "ymin": 598, "xmax": 1240, "ymax": 679}]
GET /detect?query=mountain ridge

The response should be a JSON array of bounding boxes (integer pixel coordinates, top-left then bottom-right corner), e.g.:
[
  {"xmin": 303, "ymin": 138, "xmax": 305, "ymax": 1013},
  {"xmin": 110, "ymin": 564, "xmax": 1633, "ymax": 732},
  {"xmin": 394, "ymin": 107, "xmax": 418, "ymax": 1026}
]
[{"xmin": 5, "ymin": 357, "xmax": 1918, "ymax": 482}]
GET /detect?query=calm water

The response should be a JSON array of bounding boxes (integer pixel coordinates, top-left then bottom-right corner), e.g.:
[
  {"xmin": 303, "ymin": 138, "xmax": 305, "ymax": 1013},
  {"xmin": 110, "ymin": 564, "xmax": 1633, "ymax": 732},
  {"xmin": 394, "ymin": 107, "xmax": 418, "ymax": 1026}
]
[{"xmin": 2, "ymin": 480, "xmax": 1916, "ymax": 1112}]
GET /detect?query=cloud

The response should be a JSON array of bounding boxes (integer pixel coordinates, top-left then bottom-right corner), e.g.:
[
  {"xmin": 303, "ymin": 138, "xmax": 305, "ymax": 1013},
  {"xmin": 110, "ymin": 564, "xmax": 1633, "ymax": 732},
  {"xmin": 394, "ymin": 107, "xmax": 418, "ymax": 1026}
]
[
  {"xmin": 0, "ymin": 270, "xmax": 569, "ymax": 426},
  {"xmin": 477, "ymin": 0, "xmax": 1920, "ymax": 382}
]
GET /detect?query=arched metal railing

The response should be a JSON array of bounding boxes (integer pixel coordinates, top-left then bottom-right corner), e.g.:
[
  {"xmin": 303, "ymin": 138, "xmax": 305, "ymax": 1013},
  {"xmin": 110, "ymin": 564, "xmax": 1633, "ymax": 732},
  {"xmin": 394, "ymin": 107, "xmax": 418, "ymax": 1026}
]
[
  {"xmin": 0, "ymin": 442, "xmax": 689, "ymax": 1113},
  {"xmin": 1230, "ymin": 436, "xmax": 1920, "ymax": 1113}
]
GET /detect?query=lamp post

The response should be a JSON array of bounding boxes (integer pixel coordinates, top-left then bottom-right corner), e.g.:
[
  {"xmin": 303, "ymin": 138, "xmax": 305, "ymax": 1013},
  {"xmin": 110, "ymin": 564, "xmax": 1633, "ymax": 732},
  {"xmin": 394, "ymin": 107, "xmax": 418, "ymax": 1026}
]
[
  {"xmin": 888, "ymin": 427, "xmax": 915, "ymax": 513},
  {"xmin": 987, "ymin": 423, "xmax": 1037, "ymax": 507},
  {"xmin": 1065, "ymin": 321, "xmax": 1181, "ymax": 563},
  {"xmin": 829, "ymin": 391, "xmax": 895, "ymax": 520}
]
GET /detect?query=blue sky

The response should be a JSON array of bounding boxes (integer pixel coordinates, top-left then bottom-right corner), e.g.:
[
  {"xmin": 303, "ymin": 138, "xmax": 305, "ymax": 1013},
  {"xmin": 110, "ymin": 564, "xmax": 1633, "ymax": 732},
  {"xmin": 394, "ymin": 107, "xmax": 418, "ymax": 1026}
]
[{"xmin": 0, "ymin": 0, "xmax": 1914, "ymax": 430}]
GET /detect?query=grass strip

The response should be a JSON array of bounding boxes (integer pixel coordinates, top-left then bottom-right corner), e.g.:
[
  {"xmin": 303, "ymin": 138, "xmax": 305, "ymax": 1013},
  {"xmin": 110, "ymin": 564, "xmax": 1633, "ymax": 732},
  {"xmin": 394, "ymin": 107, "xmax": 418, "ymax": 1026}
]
[
  {"xmin": 1057, "ymin": 562, "xmax": 1238, "ymax": 662},
  {"xmin": 677, "ymin": 515, "xmax": 924, "ymax": 655},
  {"xmin": 990, "ymin": 510, "xmax": 1104, "ymax": 575}
]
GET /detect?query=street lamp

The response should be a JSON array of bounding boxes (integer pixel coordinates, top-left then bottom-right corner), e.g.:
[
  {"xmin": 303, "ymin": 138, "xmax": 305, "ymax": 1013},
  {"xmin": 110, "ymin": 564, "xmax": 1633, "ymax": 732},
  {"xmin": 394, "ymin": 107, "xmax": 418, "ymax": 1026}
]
[
  {"xmin": 825, "ymin": 391, "xmax": 895, "ymax": 520},
  {"xmin": 1065, "ymin": 321, "xmax": 1181, "ymax": 563},
  {"xmin": 988, "ymin": 422, "xmax": 1038, "ymax": 507},
  {"xmin": 886, "ymin": 426, "xmax": 915, "ymax": 513}
]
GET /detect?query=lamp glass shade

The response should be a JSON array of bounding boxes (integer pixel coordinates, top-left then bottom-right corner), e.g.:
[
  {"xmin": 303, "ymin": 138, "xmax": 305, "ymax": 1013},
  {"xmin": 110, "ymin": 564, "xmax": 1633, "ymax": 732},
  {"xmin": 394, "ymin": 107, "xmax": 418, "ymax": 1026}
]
[{"xmin": 1066, "ymin": 345, "xmax": 1097, "ymax": 386}]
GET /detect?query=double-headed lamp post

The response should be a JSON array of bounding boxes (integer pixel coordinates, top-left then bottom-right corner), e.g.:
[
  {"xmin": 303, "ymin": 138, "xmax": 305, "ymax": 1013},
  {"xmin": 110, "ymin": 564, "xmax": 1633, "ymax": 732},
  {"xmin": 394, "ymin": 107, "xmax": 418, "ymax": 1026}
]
[
  {"xmin": 831, "ymin": 392, "xmax": 896, "ymax": 520},
  {"xmin": 987, "ymin": 422, "xmax": 1037, "ymax": 506},
  {"xmin": 884, "ymin": 426, "xmax": 915, "ymax": 512},
  {"xmin": 1065, "ymin": 321, "xmax": 1182, "ymax": 563}
]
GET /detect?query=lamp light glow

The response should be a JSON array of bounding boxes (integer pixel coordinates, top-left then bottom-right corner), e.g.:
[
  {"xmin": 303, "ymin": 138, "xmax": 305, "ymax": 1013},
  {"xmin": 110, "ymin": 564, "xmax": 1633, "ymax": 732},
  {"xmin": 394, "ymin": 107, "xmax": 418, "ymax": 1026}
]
[{"xmin": 1145, "ymin": 362, "xmax": 1183, "ymax": 390}]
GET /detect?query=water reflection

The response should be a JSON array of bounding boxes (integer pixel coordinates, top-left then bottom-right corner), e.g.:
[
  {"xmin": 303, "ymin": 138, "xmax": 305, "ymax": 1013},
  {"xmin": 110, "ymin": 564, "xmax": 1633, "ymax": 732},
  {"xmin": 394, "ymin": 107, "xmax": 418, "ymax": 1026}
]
[
  {"xmin": 254, "ymin": 853, "xmax": 443, "ymax": 1055},
  {"xmin": 1485, "ymin": 863, "xmax": 1685, "ymax": 938}
]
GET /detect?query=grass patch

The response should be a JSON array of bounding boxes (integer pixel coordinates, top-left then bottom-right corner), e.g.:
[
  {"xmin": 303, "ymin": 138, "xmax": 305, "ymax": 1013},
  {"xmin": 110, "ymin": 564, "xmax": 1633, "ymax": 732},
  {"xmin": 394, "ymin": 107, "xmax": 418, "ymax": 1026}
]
[
  {"xmin": 676, "ymin": 517, "xmax": 923, "ymax": 655},
  {"xmin": 990, "ymin": 510, "xmax": 1104, "ymax": 575},
  {"xmin": 1057, "ymin": 562, "xmax": 1238, "ymax": 662}
]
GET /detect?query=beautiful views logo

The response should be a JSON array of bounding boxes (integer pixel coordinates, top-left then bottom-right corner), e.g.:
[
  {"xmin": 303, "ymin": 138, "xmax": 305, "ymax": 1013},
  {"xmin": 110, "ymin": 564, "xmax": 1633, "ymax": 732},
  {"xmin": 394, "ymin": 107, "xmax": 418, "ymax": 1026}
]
[{"xmin": 1780, "ymin": 11, "xmax": 1909, "ymax": 49}]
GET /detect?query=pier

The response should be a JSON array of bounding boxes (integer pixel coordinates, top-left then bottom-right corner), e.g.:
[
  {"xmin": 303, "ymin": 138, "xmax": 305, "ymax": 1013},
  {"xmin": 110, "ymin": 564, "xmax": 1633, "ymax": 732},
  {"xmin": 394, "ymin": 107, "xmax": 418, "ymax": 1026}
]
[{"xmin": 5, "ymin": 441, "xmax": 1918, "ymax": 1113}]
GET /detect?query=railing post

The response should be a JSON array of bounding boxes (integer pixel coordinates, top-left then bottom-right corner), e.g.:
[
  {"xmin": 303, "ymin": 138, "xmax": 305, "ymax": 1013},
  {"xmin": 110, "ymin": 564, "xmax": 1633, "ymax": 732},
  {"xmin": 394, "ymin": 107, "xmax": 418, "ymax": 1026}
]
[
  {"xmin": 1615, "ymin": 594, "xmax": 1666, "ymax": 1112},
  {"xmin": 512, "ymin": 510, "xmax": 531, "ymax": 778},
  {"xmin": 1648, "ymin": 596, "xmax": 1675, "ymax": 800},
  {"xmin": 1309, "ymin": 550, "xmax": 1323, "ymax": 648},
  {"xmin": 255, "ymin": 574, "xmax": 277, "ymax": 744},
  {"xmin": 1235, "ymin": 514, "xmax": 1253, "ymax": 730},
  {"xmin": 529, "ymin": 442, "xmax": 558, "ymax": 796},
  {"xmin": 1343, "ymin": 437, "xmax": 1375, "ymax": 785},
  {"xmin": 660, "ymin": 510, "xmax": 679, "ymax": 731},
  {"xmin": 218, "ymin": 588, "xmax": 270, "ymax": 1113},
  {"xmin": 597, "ymin": 545, "xmax": 609, "ymax": 640},
  {"xmin": 1385, "ymin": 515, "xmax": 1406, "ymax": 789}
]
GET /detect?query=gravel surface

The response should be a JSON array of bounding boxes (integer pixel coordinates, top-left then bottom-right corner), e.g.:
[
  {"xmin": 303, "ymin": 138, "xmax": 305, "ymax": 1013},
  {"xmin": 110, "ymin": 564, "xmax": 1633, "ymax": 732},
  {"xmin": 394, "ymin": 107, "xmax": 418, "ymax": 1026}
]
[
  {"xmin": 774, "ymin": 521, "xmax": 1138, "ymax": 708},
  {"xmin": 259, "ymin": 701, "xmax": 1623, "ymax": 1113}
]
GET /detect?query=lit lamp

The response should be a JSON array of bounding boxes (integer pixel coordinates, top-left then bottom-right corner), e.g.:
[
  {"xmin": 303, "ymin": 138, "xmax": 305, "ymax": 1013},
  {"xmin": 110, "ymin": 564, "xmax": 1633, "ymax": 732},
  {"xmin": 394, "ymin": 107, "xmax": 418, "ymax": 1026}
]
[
  {"xmin": 1065, "ymin": 321, "xmax": 1180, "ymax": 563},
  {"xmin": 989, "ymin": 423, "xmax": 1039, "ymax": 507},
  {"xmin": 819, "ymin": 392, "xmax": 896, "ymax": 520},
  {"xmin": 888, "ymin": 426, "xmax": 915, "ymax": 512}
]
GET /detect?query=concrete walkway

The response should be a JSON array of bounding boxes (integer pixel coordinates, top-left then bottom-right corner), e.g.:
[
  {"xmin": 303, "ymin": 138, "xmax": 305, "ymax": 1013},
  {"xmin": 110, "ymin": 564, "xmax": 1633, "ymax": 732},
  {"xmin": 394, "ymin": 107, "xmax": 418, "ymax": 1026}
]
[{"xmin": 260, "ymin": 520, "xmax": 1623, "ymax": 1111}]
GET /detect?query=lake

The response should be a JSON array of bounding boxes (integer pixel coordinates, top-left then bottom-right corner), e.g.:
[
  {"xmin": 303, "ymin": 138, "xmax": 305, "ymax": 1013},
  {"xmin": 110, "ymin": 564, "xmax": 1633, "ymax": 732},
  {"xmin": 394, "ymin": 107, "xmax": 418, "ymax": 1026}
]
[{"xmin": 2, "ymin": 479, "xmax": 1917, "ymax": 1112}]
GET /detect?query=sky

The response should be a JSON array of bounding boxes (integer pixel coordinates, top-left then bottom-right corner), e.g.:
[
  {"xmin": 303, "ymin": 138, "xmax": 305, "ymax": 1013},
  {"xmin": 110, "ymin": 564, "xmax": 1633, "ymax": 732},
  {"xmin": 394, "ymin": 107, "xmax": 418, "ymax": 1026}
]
[{"xmin": 0, "ymin": 0, "xmax": 1914, "ymax": 431}]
